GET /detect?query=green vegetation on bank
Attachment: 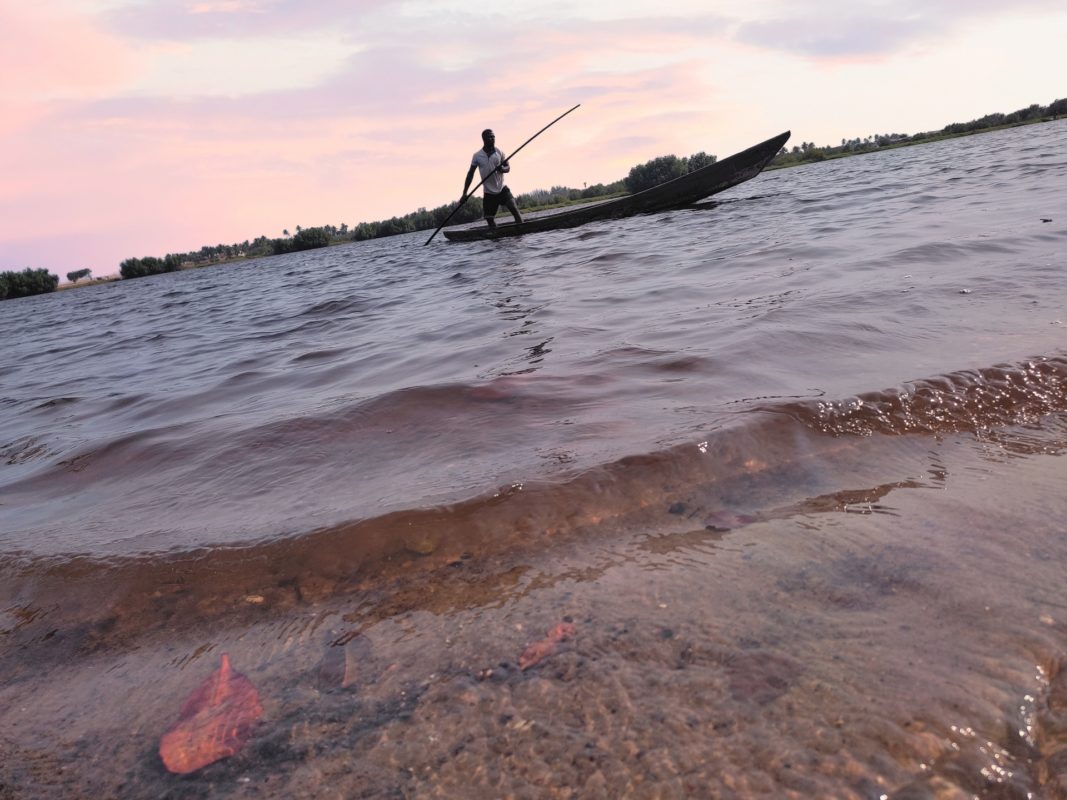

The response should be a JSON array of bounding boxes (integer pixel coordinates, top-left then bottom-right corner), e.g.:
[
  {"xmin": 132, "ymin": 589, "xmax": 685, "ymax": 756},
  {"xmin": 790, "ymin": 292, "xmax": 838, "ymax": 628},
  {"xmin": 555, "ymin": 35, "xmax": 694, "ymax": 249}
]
[
  {"xmin": 119, "ymin": 183, "xmax": 636, "ymax": 278},
  {"xmin": 4, "ymin": 96, "xmax": 1062, "ymax": 298},
  {"xmin": 769, "ymin": 98, "xmax": 1067, "ymax": 167},
  {"xmin": 625, "ymin": 152, "xmax": 717, "ymax": 193},
  {"xmin": 0, "ymin": 268, "xmax": 59, "ymax": 300},
  {"xmin": 119, "ymin": 254, "xmax": 183, "ymax": 279}
]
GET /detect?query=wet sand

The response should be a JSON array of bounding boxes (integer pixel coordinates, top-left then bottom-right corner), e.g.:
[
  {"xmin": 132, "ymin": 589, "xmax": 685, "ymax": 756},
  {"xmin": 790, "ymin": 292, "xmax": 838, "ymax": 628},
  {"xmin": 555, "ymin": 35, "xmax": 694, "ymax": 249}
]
[{"xmin": 3, "ymin": 413, "xmax": 1067, "ymax": 798}]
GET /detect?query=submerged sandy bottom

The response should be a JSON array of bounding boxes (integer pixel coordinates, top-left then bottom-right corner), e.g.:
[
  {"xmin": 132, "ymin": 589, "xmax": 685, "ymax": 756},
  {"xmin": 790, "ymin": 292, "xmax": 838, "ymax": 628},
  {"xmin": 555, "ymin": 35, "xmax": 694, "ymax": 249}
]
[{"xmin": 3, "ymin": 419, "xmax": 1067, "ymax": 799}]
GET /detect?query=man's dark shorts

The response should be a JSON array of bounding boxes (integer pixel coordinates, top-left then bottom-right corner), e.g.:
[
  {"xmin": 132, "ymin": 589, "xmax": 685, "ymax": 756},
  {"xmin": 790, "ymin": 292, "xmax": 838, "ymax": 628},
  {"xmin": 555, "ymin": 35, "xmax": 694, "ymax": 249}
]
[{"xmin": 483, "ymin": 185, "xmax": 514, "ymax": 218}]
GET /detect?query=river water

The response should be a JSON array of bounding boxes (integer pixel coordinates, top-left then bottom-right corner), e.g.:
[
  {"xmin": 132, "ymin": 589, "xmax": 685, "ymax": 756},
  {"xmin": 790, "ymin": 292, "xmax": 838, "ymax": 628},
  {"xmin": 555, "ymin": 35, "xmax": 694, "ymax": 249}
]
[{"xmin": 1, "ymin": 120, "xmax": 1066, "ymax": 798}]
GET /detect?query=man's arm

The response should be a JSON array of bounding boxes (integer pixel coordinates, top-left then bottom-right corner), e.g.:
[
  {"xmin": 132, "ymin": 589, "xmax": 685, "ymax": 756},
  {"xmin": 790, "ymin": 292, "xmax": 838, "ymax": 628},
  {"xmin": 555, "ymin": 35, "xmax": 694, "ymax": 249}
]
[
  {"xmin": 498, "ymin": 150, "xmax": 510, "ymax": 173},
  {"xmin": 462, "ymin": 164, "xmax": 477, "ymax": 199}
]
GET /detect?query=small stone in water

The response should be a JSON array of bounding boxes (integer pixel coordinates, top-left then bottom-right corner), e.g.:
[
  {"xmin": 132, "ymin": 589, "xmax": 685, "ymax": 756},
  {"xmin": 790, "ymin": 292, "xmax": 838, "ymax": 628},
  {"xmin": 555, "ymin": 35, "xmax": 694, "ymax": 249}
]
[
  {"xmin": 704, "ymin": 510, "xmax": 758, "ymax": 531},
  {"xmin": 404, "ymin": 535, "xmax": 437, "ymax": 555}
]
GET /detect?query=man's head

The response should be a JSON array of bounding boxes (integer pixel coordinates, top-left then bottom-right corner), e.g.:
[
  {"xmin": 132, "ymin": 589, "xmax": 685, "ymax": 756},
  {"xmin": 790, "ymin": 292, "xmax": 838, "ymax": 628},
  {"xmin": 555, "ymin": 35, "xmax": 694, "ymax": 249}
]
[{"xmin": 481, "ymin": 129, "xmax": 495, "ymax": 148}]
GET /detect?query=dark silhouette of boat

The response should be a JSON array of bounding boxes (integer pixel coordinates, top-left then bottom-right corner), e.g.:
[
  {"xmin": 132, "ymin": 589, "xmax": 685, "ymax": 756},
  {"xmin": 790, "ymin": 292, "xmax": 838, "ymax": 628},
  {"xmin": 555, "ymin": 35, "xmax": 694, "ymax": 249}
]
[{"xmin": 443, "ymin": 131, "xmax": 790, "ymax": 242}]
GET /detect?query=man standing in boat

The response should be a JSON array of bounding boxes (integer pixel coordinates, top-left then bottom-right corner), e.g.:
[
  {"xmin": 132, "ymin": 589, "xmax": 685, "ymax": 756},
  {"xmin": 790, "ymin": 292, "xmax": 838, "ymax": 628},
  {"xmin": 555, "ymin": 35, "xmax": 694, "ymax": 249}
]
[{"xmin": 463, "ymin": 129, "xmax": 524, "ymax": 230}]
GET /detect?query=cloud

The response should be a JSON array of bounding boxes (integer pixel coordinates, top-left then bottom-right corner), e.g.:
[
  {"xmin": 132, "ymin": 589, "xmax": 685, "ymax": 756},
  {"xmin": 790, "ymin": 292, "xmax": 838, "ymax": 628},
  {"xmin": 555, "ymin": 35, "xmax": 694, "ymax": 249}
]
[
  {"xmin": 733, "ymin": 0, "xmax": 1067, "ymax": 58},
  {"xmin": 122, "ymin": 37, "xmax": 358, "ymax": 97},
  {"xmin": 102, "ymin": 0, "xmax": 396, "ymax": 41},
  {"xmin": 63, "ymin": 6, "xmax": 728, "ymax": 123},
  {"xmin": 0, "ymin": 2, "xmax": 133, "ymax": 134},
  {"xmin": 86, "ymin": 0, "xmax": 735, "ymax": 115},
  {"xmin": 736, "ymin": 16, "xmax": 927, "ymax": 59}
]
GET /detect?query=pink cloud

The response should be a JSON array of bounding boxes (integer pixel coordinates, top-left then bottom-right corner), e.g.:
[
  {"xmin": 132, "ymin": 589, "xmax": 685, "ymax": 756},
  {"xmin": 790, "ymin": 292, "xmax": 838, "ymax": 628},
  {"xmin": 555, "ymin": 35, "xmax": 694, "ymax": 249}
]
[
  {"xmin": 0, "ymin": 5, "xmax": 130, "ymax": 94},
  {"xmin": 734, "ymin": 0, "xmax": 1067, "ymax": 58},
  {"xmin": 103, "ymin": 0, "xmax": 398, "ymax": 40},
  {"xmin": 0, "ymin": 4, "xmax": 132, "ymax": 137}
]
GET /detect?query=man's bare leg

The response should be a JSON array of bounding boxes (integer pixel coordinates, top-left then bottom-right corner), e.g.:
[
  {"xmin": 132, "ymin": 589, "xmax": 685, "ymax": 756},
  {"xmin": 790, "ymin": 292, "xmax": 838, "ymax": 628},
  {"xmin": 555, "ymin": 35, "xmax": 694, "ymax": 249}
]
[{"xmin": 505, "ymin": 197, "xmax": 524, "ymax": 224}]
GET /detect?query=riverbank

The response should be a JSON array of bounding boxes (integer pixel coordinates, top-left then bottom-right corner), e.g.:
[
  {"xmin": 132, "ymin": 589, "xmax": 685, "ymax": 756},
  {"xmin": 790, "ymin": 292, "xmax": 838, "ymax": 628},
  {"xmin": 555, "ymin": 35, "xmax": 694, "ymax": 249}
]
[
  {"xmin": 56, "ymin": 276, "xmax": 122, "ymax": 291},
  {"xmin": 766, "ymin": 113, "xmax": 1062, "ymax": 170}
]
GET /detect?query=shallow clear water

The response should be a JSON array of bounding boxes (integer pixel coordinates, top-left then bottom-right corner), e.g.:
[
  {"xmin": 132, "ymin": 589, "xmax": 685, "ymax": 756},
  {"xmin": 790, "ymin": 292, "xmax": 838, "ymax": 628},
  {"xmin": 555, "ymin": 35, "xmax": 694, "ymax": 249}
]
[{"xmin": 1, "ymin": 121, "xmax": 1066, "ymax": 798}]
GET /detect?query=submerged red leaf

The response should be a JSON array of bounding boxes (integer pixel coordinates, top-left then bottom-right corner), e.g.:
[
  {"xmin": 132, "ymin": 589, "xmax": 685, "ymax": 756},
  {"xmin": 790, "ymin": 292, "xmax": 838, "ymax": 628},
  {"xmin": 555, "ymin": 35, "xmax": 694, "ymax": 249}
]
[
  {"xmin": 159, "ymin": 653, "xmax": 263, "ymax": 774},
  {"xmin": 519, "ymin": 621, "xmax": 576, "ymax": 671}
]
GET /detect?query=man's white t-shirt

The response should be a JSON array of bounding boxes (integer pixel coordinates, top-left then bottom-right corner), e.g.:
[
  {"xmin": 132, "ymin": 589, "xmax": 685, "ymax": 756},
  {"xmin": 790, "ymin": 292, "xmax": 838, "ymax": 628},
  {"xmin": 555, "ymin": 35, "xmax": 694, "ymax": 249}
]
[{"xmin": 471, "ymin": 147, "xmax": 506, "ymax": 195}]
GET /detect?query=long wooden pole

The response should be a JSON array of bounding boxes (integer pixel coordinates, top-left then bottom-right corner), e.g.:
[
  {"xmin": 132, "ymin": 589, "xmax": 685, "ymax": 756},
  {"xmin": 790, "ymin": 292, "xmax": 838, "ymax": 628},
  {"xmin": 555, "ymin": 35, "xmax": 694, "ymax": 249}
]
[{"xmin": 424, "ymin": 103, "xmax": 581, "ymax": 245}]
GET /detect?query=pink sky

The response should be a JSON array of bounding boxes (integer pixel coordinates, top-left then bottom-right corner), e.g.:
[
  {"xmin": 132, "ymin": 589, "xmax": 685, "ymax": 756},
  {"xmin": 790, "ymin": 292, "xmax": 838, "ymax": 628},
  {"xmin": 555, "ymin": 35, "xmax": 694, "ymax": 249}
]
[{"xmin": 2, "ymin": 0, "xmax": 1065, "ymax": 276}]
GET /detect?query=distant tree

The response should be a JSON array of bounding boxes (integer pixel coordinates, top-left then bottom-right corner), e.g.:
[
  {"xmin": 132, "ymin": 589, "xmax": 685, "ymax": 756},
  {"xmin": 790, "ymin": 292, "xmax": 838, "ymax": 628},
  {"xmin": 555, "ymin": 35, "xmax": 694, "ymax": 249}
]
[
  {"xmin": 377, "ymin": 217, "xmax": 414, "ymax": 237},
  {"xmin": 119, "ymin": 256, "xmax": 174, "ymax": 279},
  {"xmin": 1046, "ymin": 98, "xmax": 1067, "ymax": 117},
  {"xmin": 66, "ymin": 268, "xmax": 92, "ymax": 283},
  {"xmin": 352, "ymin": 221, "xmax": 380, "ymax": 241},
  {"xmin": 0, "ymin": 268, "xmax": 59, "ymax": 300},
  {"xmin": 293, "ymin": 227, "xmax": 329, "ymax": 248},
  {"xmin": 272, "ymin": 226, "xmax": 332, "ymax": 254},
  {"xmin": 686, "ymin": 151, "xmax": 717, "ymax": 172},
  {"xmin": 119, "ymin": 258, "xmax": 144, "ymax": 279},
  {"xmin": 625, "ymin": 155, "xmax": 688, "ymax": 193},
  {"xmin": 579, "ymin": 181, "xmax": 624, "ymax": 199}
]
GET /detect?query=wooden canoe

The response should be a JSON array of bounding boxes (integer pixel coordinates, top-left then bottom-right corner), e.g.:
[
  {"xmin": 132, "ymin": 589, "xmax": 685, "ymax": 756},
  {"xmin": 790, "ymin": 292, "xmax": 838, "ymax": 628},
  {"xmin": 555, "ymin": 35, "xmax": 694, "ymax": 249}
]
[{"xmin": 442, "ymin": 130, "xmax": 790, "ymax": 242}]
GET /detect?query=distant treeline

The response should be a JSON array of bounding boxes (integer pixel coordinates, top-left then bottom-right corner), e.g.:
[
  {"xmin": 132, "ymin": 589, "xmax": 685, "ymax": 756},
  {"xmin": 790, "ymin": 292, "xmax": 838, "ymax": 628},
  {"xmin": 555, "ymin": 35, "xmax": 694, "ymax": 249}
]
[
  {"xmin": 119, "ymin": 254, "xmax": 183, "ymax": 279},
  {"xmin": 770, "ymin": 97, "xmax": 1067, "ymax": 166},
  {"xmin": 116, "ymin": 183, "xmax": 634, "ymax": 278},
  {"xmin": 350, "ymin": 180, "xmax": 629, "ymax": 241},
  {"xmin": 55, "ymin": 94, "xmax": 1067, "ymax": 285},
  {"xmin": 0, "ymin": 268, "xmax": 58, "ymax": 301}
]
